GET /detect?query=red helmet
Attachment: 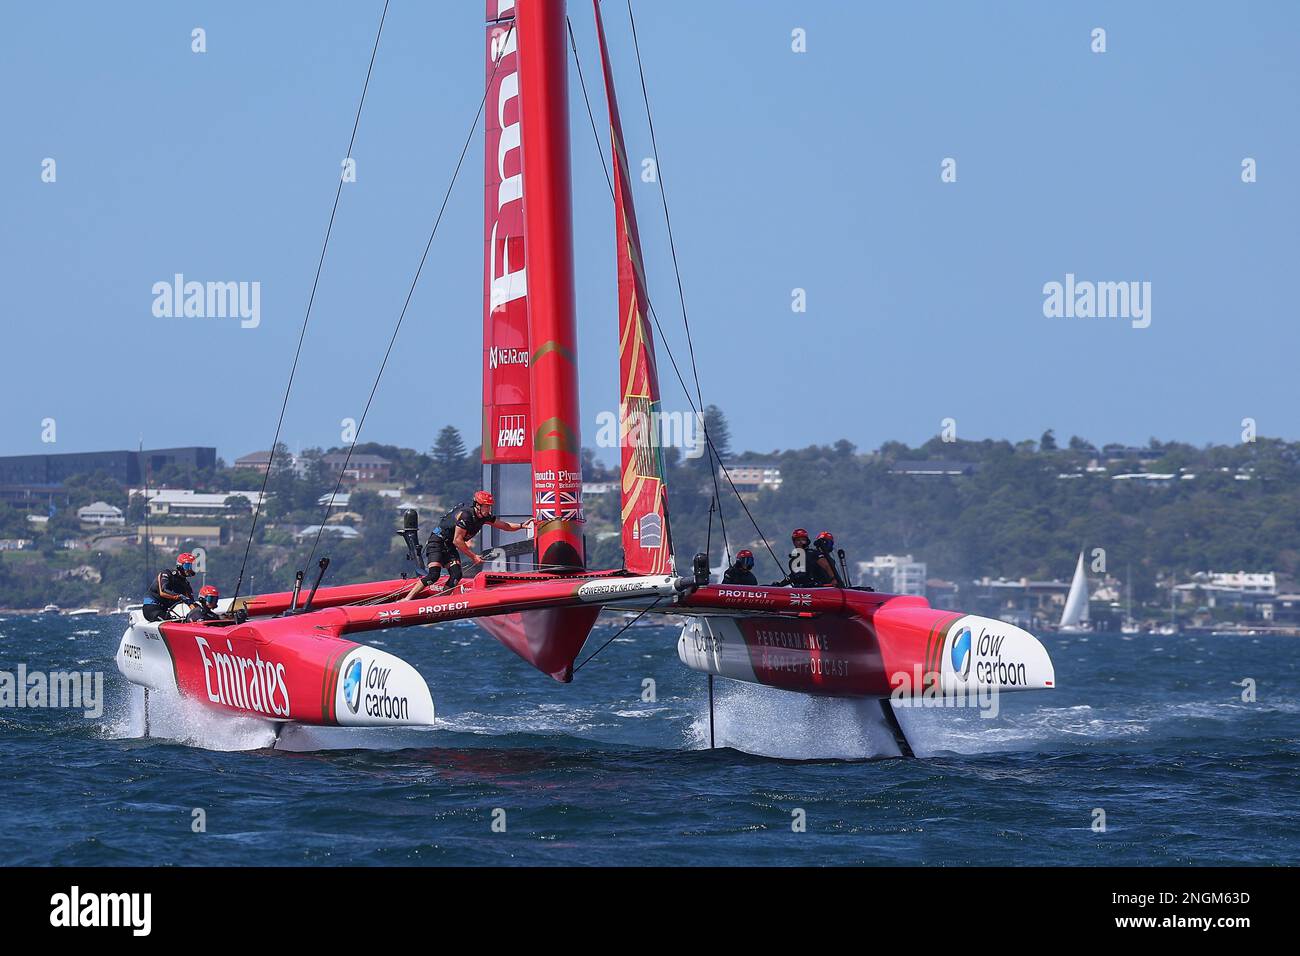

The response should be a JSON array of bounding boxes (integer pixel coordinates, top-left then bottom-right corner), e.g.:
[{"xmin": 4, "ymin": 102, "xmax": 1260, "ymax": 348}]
[
  {"xmin": 177, "ymin": 552, "xmax": 195, "ymax": 566},
  {"xmin": 815, "ymin": 531, "xmax": 835, "ymax": 551},
  {"xmin": 199, "ymin": 585, "xmax": 219, "ymax": 598},
  {"xmin": 737, "ymin": 549, "xmax": 754, "ymax": 559},
  {"xmin": 736, "ymin": 548, "xmax": 755, "ymax": 570},
  {"xmin": 473, "ymin": 490, "xmax": 495, "ymax": 509},
  {"xmin": 791, "ymin": 528, "xmax": 809, "ymax": 543}
]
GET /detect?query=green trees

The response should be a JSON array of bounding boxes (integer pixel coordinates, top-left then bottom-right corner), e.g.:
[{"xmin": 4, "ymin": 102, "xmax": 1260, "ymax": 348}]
[
  {"xmin": 5, "ymin": 422, "xmax": 1300, "ymax": 609},
  {"xmin": 428, "ymin": 426, "xmax": 477, "ymax": 505}
]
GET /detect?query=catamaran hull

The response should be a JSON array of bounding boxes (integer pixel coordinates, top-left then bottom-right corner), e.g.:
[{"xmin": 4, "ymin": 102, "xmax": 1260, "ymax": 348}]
[
  {"xmin": 114, "ymin": 614, "xmax": 434, "ymax": 728},
  {"xmin": 676, "ymin": 587, "xmax": 1055, "ymax": 700}
]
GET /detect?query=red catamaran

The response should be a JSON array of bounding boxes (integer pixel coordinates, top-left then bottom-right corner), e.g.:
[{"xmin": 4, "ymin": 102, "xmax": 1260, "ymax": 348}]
[{"xmin": 115, "ymin": 0, "xmax": 1054, "ymax": 756}]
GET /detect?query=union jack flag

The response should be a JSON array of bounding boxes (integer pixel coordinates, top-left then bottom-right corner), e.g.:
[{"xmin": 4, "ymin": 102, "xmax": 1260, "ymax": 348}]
[
  {"xmin": 789, "ymin": 592, "xmax": 812, "ymax": 607},
  {"xmin": 536, "ymin": 490, "xmax": 582, "ymax": 522},
  {"xmin": 559, "ymin": 490, "xmax": 582, "ymax": 521}
]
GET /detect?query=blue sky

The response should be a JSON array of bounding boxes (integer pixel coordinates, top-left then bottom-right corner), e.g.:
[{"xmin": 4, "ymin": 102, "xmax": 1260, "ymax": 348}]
[{"xmin": 2, "ymin": 1, "xmax": 1297, "ymax": 465}]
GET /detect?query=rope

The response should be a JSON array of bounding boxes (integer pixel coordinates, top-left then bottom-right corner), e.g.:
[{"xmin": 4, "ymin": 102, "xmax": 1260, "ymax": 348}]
[
  {"xmin": 305, "ymin": 23, "xmax": 515, "ymax": 573},
  {"xmin": 573, "ymin": 598, "xmax": 662, "ymax": 673},
  {"xmin": 231, "ymin": 0, "xmax": 391, "ymax": 604}
]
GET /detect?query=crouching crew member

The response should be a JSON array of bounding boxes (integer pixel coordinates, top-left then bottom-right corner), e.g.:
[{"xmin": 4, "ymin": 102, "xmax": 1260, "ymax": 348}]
[
  {"xmin": 423, "ymin": 490, "xmax": 531, "ymax": 588},
  {"xmin": 723, "ymin": 549, "xmax": 758, "ymax": 585},
  {"xmin": 143, "ymin": 552, "xmax": 197, "ymax": 622},
  {"xmin": 186, "ymin": 584, "xmax": 222, "ymax": 622},
  {"xmin": 813, "ymin": 531, "xmax": 847, "ymax": 587}
]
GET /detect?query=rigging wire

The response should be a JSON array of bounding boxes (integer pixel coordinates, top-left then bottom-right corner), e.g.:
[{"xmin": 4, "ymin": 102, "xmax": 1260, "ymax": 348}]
[
  {"xmin": 572, "ymin": 598, "xmax": 662, "ymax": 673},
  {"xmin": 305, "ymin": 23, "xmax": 517, "ymax": 573},
  {"xmin": 139, "ymin": 439, "xmax": 152, "ymax": 595},
  {"xmin": 567, "ymin": 17, "xmax": 615, "ymax": 202},
  {"xmin": 230, "ymin": 0, "xmax": 391, "ymax": 605},
  {"xmin": 567, "ymin": 9, "xmax": 782, "ymax": 574}
]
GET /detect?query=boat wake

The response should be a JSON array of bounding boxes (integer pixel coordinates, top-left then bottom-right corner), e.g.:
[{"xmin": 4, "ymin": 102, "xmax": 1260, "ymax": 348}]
[
  {"xmin": 680, "ymin": 682, "xmax": 1270, "ymax": 761},
  {"xmin": 106, "ymin": 683, "xmax": 279, "ymax": 752},
  {"xmin": 687, "ymin": 683, "xmax": 907, "ymax": 760}
]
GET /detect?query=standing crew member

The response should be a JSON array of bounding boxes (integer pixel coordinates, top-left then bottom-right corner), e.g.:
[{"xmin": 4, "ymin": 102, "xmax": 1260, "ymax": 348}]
[
  {"xmin": 423, "ymin": 491, "xmax": 531, "ymax": 588},
  {"xmin": 723, "ymin": 549, "xmax": 758, "ymax": 585},
  {"xmin": 812, "ymin": 532, "xmax": 847, "ymax": 587},
  {"xmin": 143, "ymin": 552, "xmax": 197, "ymax": 622}
]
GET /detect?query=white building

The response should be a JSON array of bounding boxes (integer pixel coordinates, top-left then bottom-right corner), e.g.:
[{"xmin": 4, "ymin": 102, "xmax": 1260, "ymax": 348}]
[
  {"xmin": 77, "ymin": 501, "xmax": 125, "ymax": 526},
  {"xmin": 130, "ymin": 489, "xmax": 263, "ymax": 518},
  {"xmin": 1174, "ymin": 570, "xmax": 1277, "ymax": 607},
  {"xmin": 721, "ymin": 462, "xmax": 783, "ymax": 492},
  {"xmin": 295, "ymin": 524, "xmax": 360, "ymax": 541},
  {"xmin": 856, "ymin": 554, "xmax": 928, "ymax": 596}
]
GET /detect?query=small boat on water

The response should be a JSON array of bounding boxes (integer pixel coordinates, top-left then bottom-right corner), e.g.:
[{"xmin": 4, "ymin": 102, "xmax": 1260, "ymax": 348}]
[
  {"xmin": 1057, "ymin": 552, "xmax": 1093, "ymax": 634},
  {"xmin": 40, "ymin": 604, "xmax": 60, "ymax": 615},
  {"xmin": 65, "ymin": 608, "xmax": 101, "ymax": 617}
]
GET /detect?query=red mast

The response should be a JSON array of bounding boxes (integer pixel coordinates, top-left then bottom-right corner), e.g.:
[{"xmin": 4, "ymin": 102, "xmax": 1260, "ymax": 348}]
[
  {"xmin": 516, "ymin": 0, "xmax": 585, "ymax": 570},
  {"xmin": 481, "ymin": 1, "xmax": 534, "ymax": 555}
]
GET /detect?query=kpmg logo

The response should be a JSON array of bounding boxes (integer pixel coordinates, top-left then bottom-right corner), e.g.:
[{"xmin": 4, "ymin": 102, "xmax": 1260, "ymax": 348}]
[
  {"xmin": 343, "ymin": 658, "xmax": 363, "ymax": 714},
  {"xmin": 951, "ymin": 626, "xmax": 973, "ymax": 679},
  {"xmin": 497, "ymin": 414, "xmax": 526, "ymax": 449}
]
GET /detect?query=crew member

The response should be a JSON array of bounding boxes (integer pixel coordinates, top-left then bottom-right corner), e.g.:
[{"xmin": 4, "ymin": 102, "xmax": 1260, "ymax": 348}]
[
  {"xmin": 423, "ymin": 491, "xmax": 531, "ymax": 588},
  {"xmin": 143, "ymin": 552, "xmax": 197, "ymax": 622},
  {"xmin": 722, "ymin": 549, "xmax": 758, "ymax": 585},
  {"xmin": 782, "ymin": 529, "xmax": 818, "ymax": 587},
  {"xmin": 812, "ymin": 531, "xmax": 847, "ymax": 587},
  {"xmin": 186, "ymin": 584, "xmax": 221, "ymax": 622}
]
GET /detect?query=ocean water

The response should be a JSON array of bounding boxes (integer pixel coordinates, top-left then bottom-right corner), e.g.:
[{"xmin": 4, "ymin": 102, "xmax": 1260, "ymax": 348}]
[{"xmin": 1, "ymin": 614, "xmax": 1297, "ymax": 866}]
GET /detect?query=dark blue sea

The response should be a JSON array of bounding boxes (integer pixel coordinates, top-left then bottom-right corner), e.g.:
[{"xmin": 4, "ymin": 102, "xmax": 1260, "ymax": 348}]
[{"xmin": 1, "ymin": 614, "xmax": 1296, "ymax": 866}]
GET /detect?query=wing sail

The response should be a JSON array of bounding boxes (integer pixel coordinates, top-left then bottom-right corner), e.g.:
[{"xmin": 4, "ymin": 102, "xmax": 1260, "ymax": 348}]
[{"xmin": 594, "ymin": 0, "xmax": 674, "ymax": 575}]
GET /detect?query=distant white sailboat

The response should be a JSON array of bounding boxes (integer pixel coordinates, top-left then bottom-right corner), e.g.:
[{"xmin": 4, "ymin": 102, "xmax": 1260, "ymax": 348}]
[{"xmin": 1058, "ymin": 551, "xmax": 1093, "ymax": 633}]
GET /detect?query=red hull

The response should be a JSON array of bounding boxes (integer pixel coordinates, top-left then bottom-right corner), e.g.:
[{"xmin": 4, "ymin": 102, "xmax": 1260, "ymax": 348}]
[{"xmin": 677, "ymin": 585, "xmax": 1055, "ymax": 699}]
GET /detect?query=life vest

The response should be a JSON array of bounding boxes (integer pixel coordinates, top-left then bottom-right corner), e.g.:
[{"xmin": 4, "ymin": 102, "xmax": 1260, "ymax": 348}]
[
  {"xmin": 435, "ymin": 503, "xmax": 494, "ymax": 540},
  {"xmin": 723, "ymin": 564, "xmax": 758, "ymax": 586},
  {"xmin": 812, "ymin": 546, "xmax": 846, "ymax": 587},
  {"xmin": 787, "ymin": 547, "xmax": 817, "ymax": 587},
  {"xmin": 147, "ymin": 568, "xmax": 194, "ymax": 609}
]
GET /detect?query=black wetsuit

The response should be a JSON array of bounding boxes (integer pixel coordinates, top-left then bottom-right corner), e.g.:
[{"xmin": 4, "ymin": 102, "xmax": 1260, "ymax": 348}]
[
  {"xmin": 722, "ymin": 563, "xmax": 758, "ymax": 586},
  {"xmin": 185, "ymin": 603, "xmax": 217, "ymax": 623},
  {"xmin": 786, "ymin": 547, "xmax": 817, "ymax": 588},
  {"xmin": 425, "ymin": 504, "xmax": 495, "ymax": 579},
  {"xmin": 144, "ymin": 568, "xmax": 194, "ymax": 622},
  {"xmin": 812, "ymin": 546, "xmax": 847, "ymax": 587}
]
